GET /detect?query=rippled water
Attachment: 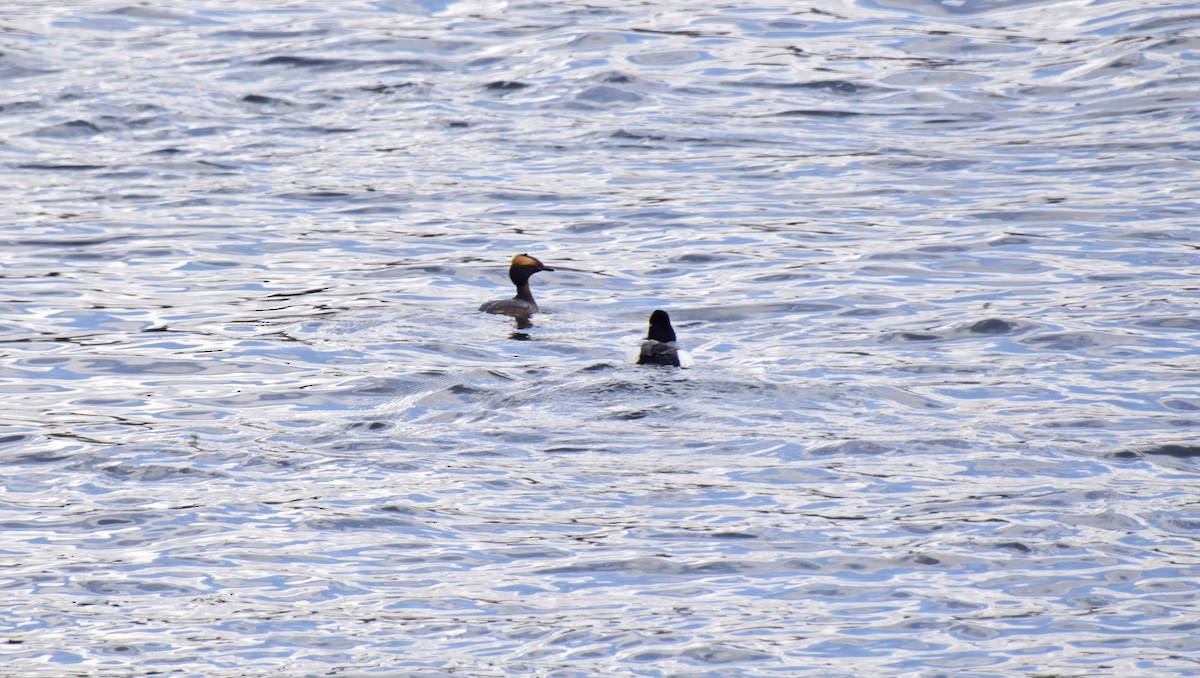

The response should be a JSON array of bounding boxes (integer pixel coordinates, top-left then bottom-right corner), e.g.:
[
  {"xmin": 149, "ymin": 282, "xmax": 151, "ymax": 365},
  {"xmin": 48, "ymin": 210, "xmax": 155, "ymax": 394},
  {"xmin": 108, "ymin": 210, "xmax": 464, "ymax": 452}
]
[{"xmin": 2, "ymin": 0, "xmax": 1200, "ymax": 674}]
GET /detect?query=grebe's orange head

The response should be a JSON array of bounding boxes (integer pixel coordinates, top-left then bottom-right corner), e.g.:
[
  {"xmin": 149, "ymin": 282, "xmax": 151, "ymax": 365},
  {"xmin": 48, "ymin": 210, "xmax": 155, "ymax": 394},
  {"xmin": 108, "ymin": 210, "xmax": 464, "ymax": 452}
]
[{"xmin": 508, "ymin": 253, "xmax": 553, "ymax": 285}]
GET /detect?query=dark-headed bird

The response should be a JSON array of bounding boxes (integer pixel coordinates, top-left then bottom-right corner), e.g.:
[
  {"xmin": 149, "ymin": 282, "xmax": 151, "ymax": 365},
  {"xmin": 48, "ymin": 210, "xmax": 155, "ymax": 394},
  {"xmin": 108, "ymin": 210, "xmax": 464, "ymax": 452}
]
[{"xmin": 637, "ymin": 309, "xmax": 691, "ymax": 367}]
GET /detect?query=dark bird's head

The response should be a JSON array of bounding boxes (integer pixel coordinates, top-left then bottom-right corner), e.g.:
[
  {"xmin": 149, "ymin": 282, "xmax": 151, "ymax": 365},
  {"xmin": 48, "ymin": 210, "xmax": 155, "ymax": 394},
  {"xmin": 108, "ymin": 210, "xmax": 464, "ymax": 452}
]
[
  {"xmin": 646, "ymin": 309, "xmax": 677, "ymax": 343},
  {"xmin": 508, "ymin": 253, "xmax": 554, "ymax": 286}
]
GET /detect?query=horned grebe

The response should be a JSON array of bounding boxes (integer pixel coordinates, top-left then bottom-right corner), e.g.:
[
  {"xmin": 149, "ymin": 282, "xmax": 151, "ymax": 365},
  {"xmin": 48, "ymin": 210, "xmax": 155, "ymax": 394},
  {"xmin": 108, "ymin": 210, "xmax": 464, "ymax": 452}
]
[{"xmin": 479, "ymin": 253, "xmax": 554, "ymax": 316}]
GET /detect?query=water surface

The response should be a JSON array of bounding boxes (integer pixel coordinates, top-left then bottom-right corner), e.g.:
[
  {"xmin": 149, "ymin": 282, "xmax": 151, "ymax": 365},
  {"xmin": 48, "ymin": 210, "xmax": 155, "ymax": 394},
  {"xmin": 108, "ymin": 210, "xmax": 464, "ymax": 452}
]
[{"xmin": 2, "ymin": 0, "xmax": 1199, "ymax": 675}]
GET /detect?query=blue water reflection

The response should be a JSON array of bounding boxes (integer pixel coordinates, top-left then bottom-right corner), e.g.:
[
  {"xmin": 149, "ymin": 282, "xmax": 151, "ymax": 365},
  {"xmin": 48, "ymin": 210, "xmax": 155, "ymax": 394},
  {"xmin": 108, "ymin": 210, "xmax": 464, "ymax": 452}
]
[{"xmin": 0, "ymin": 0, "xmax": 1198, "ymax": 674}]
